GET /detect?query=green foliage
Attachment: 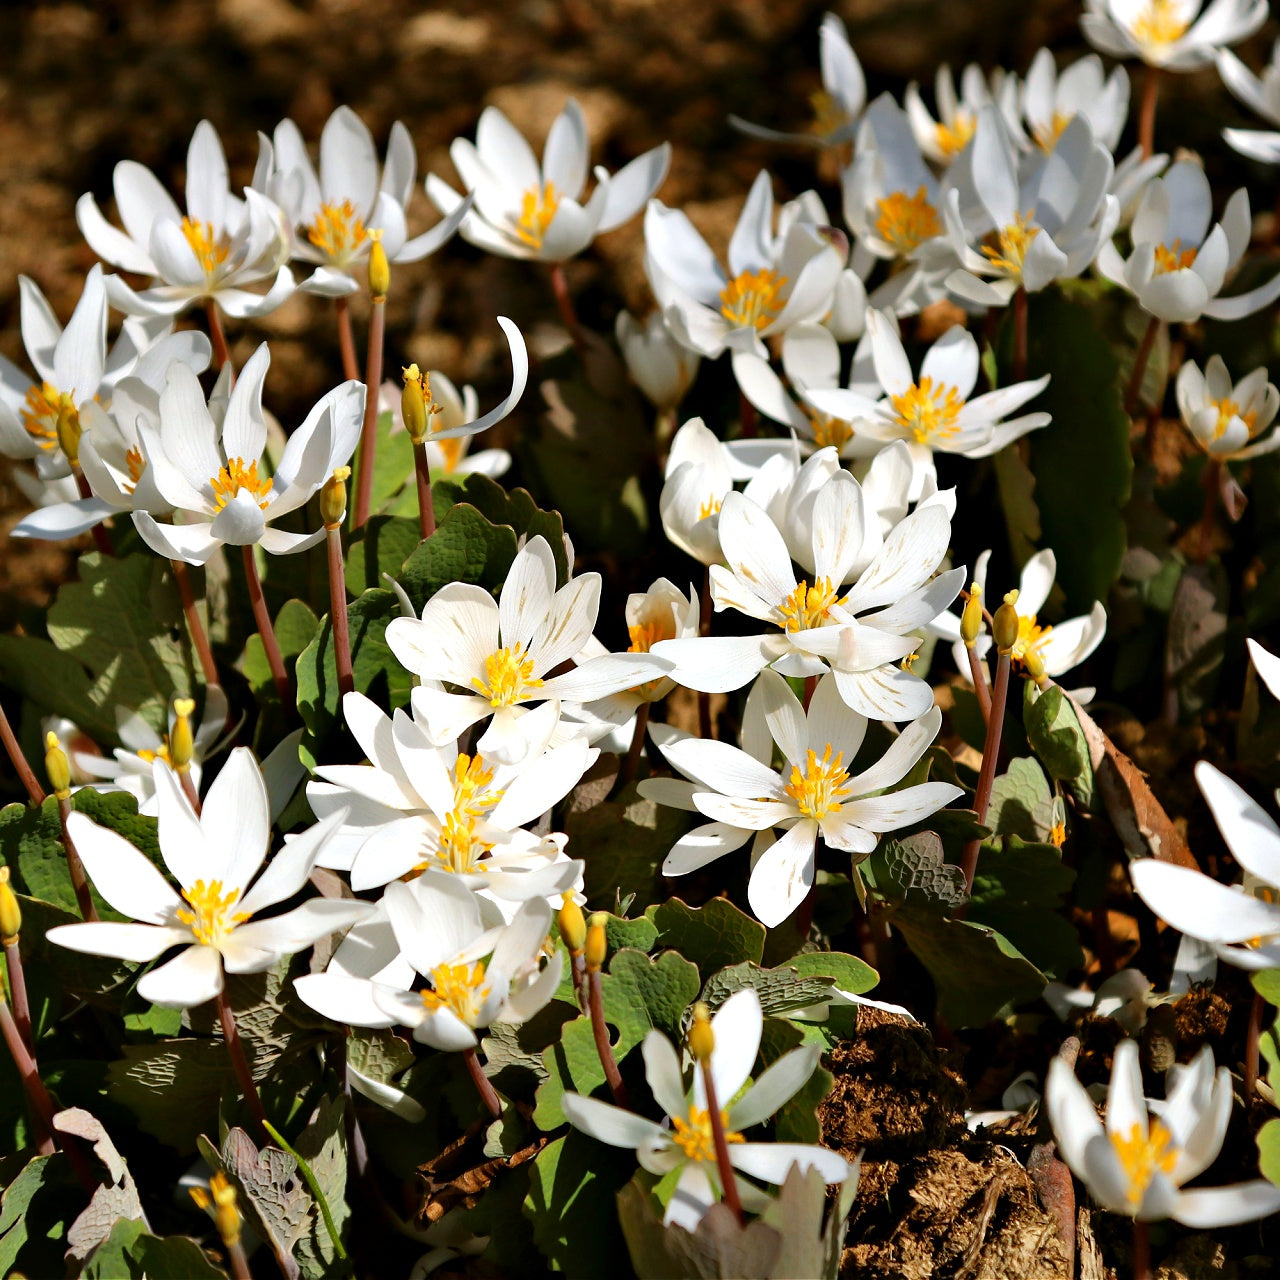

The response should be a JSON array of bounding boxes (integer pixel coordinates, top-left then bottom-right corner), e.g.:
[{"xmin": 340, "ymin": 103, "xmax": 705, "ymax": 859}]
[
  {"xmin": 82, "ymin": 1218, "xmax": 228, "ymax": 1279},
  {"xmin": 1023, "ymin": 684, "xmax": 1095, "ymax": 806},
  {"xmin": 984, "ymin": 756, "xmax": 1057, "ymax": 843},
  {"xmin": 243, "ymin": 600, "xmax": 320, "ymax": 700},
  {"xmin": 1259, "ymin": 1117, "xmax": 1280, "ymax": 1188},
  {"xmin": 869, "ymin": 831, "xmax": 968, "ymax": 910},
  {"xmin": 0, "ymin": 1154, "xmax": 78, "ymax": 1277},
  {"xmin": 649, "ymin": 897, "xmax": 766, "ymax": 981},
  {"xmin": 699, "ymin": 963, "xmax": 841, "ymax": 1018},
  {"xmin": 344, "ymin": 516, "xmax": 420, "ymax": 594},
  {"xmin": 398, "ymin": 503, "xmax": 518, "ymax": 606},
  {"xmin": 1256, "ymin": 970, "xmax": 1280, "ymax": 1008},
  {"xmin": 106, "ymin": 1039, "xmax": 236, "ymax": 1152}
]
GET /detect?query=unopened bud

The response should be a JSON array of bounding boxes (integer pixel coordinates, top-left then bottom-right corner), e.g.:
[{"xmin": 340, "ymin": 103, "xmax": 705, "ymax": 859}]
[
  {"xmin": 55, "ymin": 394, "xmax": 81, "ymax": 467},
  {"xmin": 993, "ymin": 590, "xmax": 1021, "ymax": 655},
  {"xmin": 191, "ymin": 1171, "xmax": 242, "ymax": 1248},
  {"xmin": 171, "ymin": 698, "xmax": 196, "ymax": 772},
  {"xmin": 401, "ymin": 365, "xmax": 429, "ymax": 444},
  {"xmin": 368, "ymin": 231, "xmax": 390, "ymax": 301},
  {"xmin": 960, "ymin": 584, "xmax": 984, "ymax": 648},
  {"xmin": 688, "ymin": 1002, "xmax": 714, "ymax": 1063},
  {"xmin": 558, "ymin": 895, "xmax": 586, "ymax": 955},
  {"xmin": 1023, "ymin": 645, "xmax": 1048, "ymax": 685},
  {"xmin": 45, "ymin": 731, "xmax": 71, "ymax": 800},
  {"xmin": 0, "ymin": 867, "xmax": 21, "ymax": 946},
  {"xmin": 584, "ymin": 911, "xmax": 608, "ymax": 972},
  {"xmin": 320, "ymin": 465, "xmax": 351, "ymax": 529}
]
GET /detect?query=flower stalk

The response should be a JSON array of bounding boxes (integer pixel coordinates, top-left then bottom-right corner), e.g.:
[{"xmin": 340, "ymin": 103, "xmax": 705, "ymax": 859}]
[
  {"xmin": 241, "ymin": 545, "xmax": 291, "ymax": 705},
  {"xmin": 585, "ymin": 912, "xmax": 629, "ymax": 1107},
  {"xmin": 698, "ymin": 567, "xmax": 713, "ymax": 739},
  {"xmin": 191, "ymin": 1172, "xmax": 253, "ymax": 1280},
  {"xmin": 689, "ymin": 1003, "xmax": 743, "ymax": 1224},
  {"xmin": 0, "ymin": 995, "xmax": 55, "ymax": 1156},
  {"xmin": 0, "ymin": 869, "xmax": 31, "ymax": 1052},
  {"xmin": 170, "ymin": 698, "xmax": 202, "ymax": 815},
  {"xmin": 402, "ymin": 364, "xmax": 439, "ymax": 539},
  {"xmin": 559, "ymin": 896, "xmax": 589, "ymax": 1013},
  {"xmin": 1012, "ymin": 286, "xmax": 1028, "ymax": 384},
  {"xmin": 1246, "ymin": 988, "xmax": 1266, "ymax": 1105},
  {"xmin": 353, "ymin": 235, "xmax": 389, "ymax": 530},
  {"xmin": 618, "ymin": 703, "xmax": 650, "ymax": 788},
  {"xmin": 1125, "ymin": 316, "xmax": 1162, "ymax": 418},
  {"xmin": 334, "ymin": 296, "xmax": 360, "ymax": 383},
  {"xmin": 463, "ymin": 1046, "xmax": 503, "ymax": 1120},
  {"xmin": 216, "ymin": 981, "xmax": 269, "ymax": 1143},
  {"xmin": 548, "ymin": 262, "xmax": 586, "ymax": 354},
  {"xmin": 46, "ymin": 734, "xmax": 97, "ymax": 922},
  {"xmin": 204, "ymin": 299, "xmax": 231, "ymax": 372},
  {"xmin": 1139, "ymin": 65, "xmax": 1160, "ymax": 160},
  {"xmin": 961, "ymin": 584, "xmax": 992, "ymax": 724},
  {"xmin": 1132, "ymin": 1218, "xmax": 1151, "ymax": 1280},
  {"xmin": 322, "ymin": 468, "xmax": 355, "ymax": 698},
  {"xmin": 170, "ymin": 560, "xmax": 220, "ymax": 689}
]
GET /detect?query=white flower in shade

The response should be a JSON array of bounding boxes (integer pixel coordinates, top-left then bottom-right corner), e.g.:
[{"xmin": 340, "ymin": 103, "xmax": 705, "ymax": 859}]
[
  {"xmin": 1248, "ymin": 637, "xmax": 1280, "ymax": 701},
  {"xmin": 1131, "ymin": 761, "xmax": 1280, "ymax": 970},
  {"xmin": 1110, "ymin": 147, "xmax": 1172, "ymax": 229},
  {"xmin": 1047, "ymin": 1039, "xmax": 1280, "ymax": 1225},
  {"xmin": 307, "ymin": 691, "xmax": 590, "ymax": 897},
  {"xmin": 932, "ymin": 548, "xmax": 1107, "ymax": 681},
  {"xmin": 944, "ymin": 109, "xmax": 1119, "ymax": 308},
  {"xmin": 805, "ymin": 309, "xmax": 1051, "ymax": 502},
  {"xmin": 904, "ymin": 62, "xmax": 1012, "ymax": 165},
  {"xmin": 1176, "ymin": 356, "xmax": 1280, "ymax": 461},
  {"xmin": 1019, "ymin": 50, "xmax": 1129, "ymax": 153},
  {"xmin": 46, "ymin": 749, "xmax": 370, "ymax": 1008},
  {"xmin": 385, "ymin": 536, "xmax": 670, "ymax": 765},
  {"xmin": 259, "ymin": 106, "xmax": 471, "ymax": 296},
  {"xmin": 1081, "ymin": 0, "xmax": 1267, "ymax": 71},
  {"xmin": 649, "ymin": 673, "xmax": 960, "ymax": 926},
  {"xmin": 133, "ymin": 344, "xmax": 364, "ymax": 564},
  {"xmin": 644, "ymin": 172, "xmax": 844, "ymax": 360},
  {"xmin": 1097, "ymin": 160, "xmax": 1280, "ymax": 324},
  {"xmin": 562, "ymin": 989, "xmax": 851, "ymax": 1230},
  {"xmin": 426, "ymin": 99, "xmax": 670, "ymax": 262},
  {"xmin": 1219, "ymin": 42, "xmax": 1280, "ymax": 162},
  {"xmin": 616, "ymin": 310, "xmax": 700, "ymax": 413},
  {"xmin": 729, "ymin": 12, "xmax": 865, "ymax": 149},
  {"xmin": 653, "ymin": 473, "xmax": 964, "ymax": 720},
  {"xmin": 77, "ymin": 120, "xmax": 295, "ymax": 319}
]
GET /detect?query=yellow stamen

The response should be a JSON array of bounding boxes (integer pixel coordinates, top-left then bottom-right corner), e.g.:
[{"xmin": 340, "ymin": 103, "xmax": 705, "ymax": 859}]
[
  {"xmin": 901, "ymin": 650, "xmax": 920, "ymax": 672},
  {"xmin": 1033, "ymin": 111, "xmax": 1073, "ymax": 152},
  {"xmin": 784, "ymin": 743, "xmax": 854, "ymax": 820},
  {"xmin": 176, "ymin": 880, "xmax": 251, "ymax": 947},
  {"xmin": 1050, "ymin": 819, "xmax": 1067, "ymax": 847},
  {"xmin": 515, "ymin": 182, "xmax": 560, "ymax": 250},
  {"xmin": 210, "ymin": 457, "xmax": 272, "ymax": 511},
  {"xmin": 808, "ymin": 89, "xmax": 852, "ymax": 141},
  {"xmin": 806, "ymin": 410, "xmax": 854, "ymax": 451},
  {"xmin": 935, "ymin": 112, "xmax": 976, "ymax": 159},
  {"xmin": 719, "ymin": 269, "xmax": 787, "ymax": 333},
  {"xmin": 697, "ymin": 495, "xmax": 722, "ymax": 521},
  {"xmin": 1010, "ymin": 613, "xmax": 1053, "ymax": 668},
  {"xmin": 434, "ymin": 437, "xmax": 465, "ymax": 473},
  {"xmin": 890, "ymin": 377, "xmax": 965, "ymax": 445},
  {"xmin": 21, "ymin": 382, "xmax": 63, "ymax": 450},
  {"xmin": 1109, "ymin": 1120, "xmax": 1178, "ymax": 1206},
  {"xmin": 471, "ymin": 646, "xmax": 544, "ymax": 708},
  {"xmin": 874, "ymin": 187, "xmax": 942, "ymax": 256},
  {"xmin": 136, "ymin": 738, "xmax": 174, "ymax": 767},
  {"xmin": 1153, "ymin": 240, "xmax": 1197, "ymax": 274},
  {"xmin": 181, "ymin": 217, "xmax": 231, "ymax": 277},
  {"xmin": 421, "ymin": 960, "xmax": 490, "ymax": 1025},
  {"xmin": 671, "ymin": 1107, "xmax": 744, "ymax": 1162},
  {"xmin": 778, "ymin": 577, "xmax": 847, "ymax": 632},
  {"xmin": 453, "ymin": 753, "xmax": 501, "ymax": 817},
  {"xmin": 306, "ymin": 200, "xmax": 369, "ymax": 262},
  {"xmin": 123, "ymin": 445, "xmax": 146, "ymax": 494},
  {"xmin": 981, "ymin": 212, "xmax": 1041, "ymax": 277},
  {"xmin": 628, "ymin": 616, "xmax": 677, "ymax": 699},
  {"xmin": 1132, "ymin": 0, "xmax": 1191, "ymax": 47},
  {"xmin": 1209, "ymin": 397, "xmax": 1257, "ymax": 441}
]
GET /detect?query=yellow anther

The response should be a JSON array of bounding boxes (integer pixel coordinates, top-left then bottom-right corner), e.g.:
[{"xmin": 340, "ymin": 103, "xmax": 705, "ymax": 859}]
[
  {"xmin": 627, "ymin": 618, "xmax": 674, "ymax": 655},
  {"xmin": 21, "ymin": 382, "xmax": 61, "ymax": 449},
  {"xmin": 452, "ymin": 753, "xmax": 500, "ymax": 816},
  {"xmin": 890, "ymin": 377, "xmax": 964, "ymax": 445},
  {"xmin": 171, "ymin": 697, "xmax": 196, "ymax": 773},
  {"xmin": 806, "ymin": 410, "xmax": 854, "ymax": 451},
  {"xmin": 671, "ymin": 1105, "xmax": 744, "ymax": 1160},
  {"xmin": 935, "ymin": 112, "xmax": 976, "ymax": 159},
  {"xmin": 1132, "ymin": 0, "xmax": 1191, "ymax": 47},
  {"xmin": 123, "ymin": 445, "xmax": 146, "ymax": 495},
  {"xmin": 1208, "ymin": 397, "xmax": 1257, "ymax": 441},
  {"xmin": 44, "ymin": 731, "xmax": 71, "ymax": 800},
  {"xmin": 719, "ymin": 269, "xmax": 788, "ymax": 332},
  {"xmin": 1109, "ymin": 1120, "xmax": 1178, "ymax": 1205},
  {"xmin": 400, "ymin": 364, "xmax": 439, "ymax": 445},
  {"xmin": 1153, "ymin": 240, "xmax": 1197, "ymax": 275},
  {"xmin": 515, "ymin": 182, "xmax": 560, "ymax": 251},
  {"xmin": 785, "ymin": 744, "xmax": 854, "ymax": 820},
  {"xmin": 421, "ymin": 960, "xmax": 491, "ymax": 1024},
  {"xmin": 210, "ymin": 458, "xmax": 272, "ymax": 512},
  {"xmin": 961, "ymin": 584, "xmax": 984, "ymax": 648},
  {"xmin": 181, "ymin": 217, "xmax": 231, "ymax": 277},
  {"xmin": 874, "ymin": 187, "xmax": 942, "ymax": 256},
  {"xmin": 175, "ymin": 880, "xmax": 251, "ymax": 947},
  {"xmin": 471, "ymin": 646, "xmax": 543, "ymax": 708},
  {"xmin": 368, "ymin": 230, "xmax": 389, "ymax": 301},
  {"xmin": 1033, "ymin": 111, "xmax": 1073, "ymax": 152},
  {"xmin": 0, "ymin": 867, "xmax": 22, "ymax": 947},
  {"xmin": 559, "ymin": 895, "xmax": 587, "ymax": 955},
  {"xmin": 688, "ymin": 1001, "xmax": 715, "ymax": 1063},
  {"xmin": 320, "ymin": 466, "xmax": 351, "ymax": 529},
  {"xmin": 190, "ymin": 1171, "xmax": 242, "ymax": 1249},
  {"xmin": 55, "ymin": 393, "xmax": 81, "ymax": 467},
  {"xmin": 306, "ymin": 200, "xmax": 369, "ymax": 262},
  {"xmin": 808, "ymin": 90, "xmax": 852, "ymax": 142},
  {"xmin": 697, "ymin": 495, "xmax": 722, "ymax": 521},
  {"xmin": 1023, "ymin": 641, "xmax": 1049, "ymax": 685},
  {"xmin": 994, "ymin": 592, "xmax": 1021, "ymax": 654},
  {"xmin": 584, "ymin": 912, "xmax": 608, "ymax": 973},
  {"xmin": 1049, "ymin": 818, "xmax": 1066, "ymax": 847},
  {"xmin": 981, "ymin": 212, "xmax": 1041, "ymax": 277},
  {"xmin": 778, "ymin": 577, "xmax": 847, "ymax": 633}
]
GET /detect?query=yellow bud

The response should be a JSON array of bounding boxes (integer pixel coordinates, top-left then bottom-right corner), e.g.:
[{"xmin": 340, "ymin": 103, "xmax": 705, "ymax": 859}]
[
  {"xmin": 192, "ymin": 1172, "xmax": 242, "ymax": 1248},
  {"xmin": 401, "ymin": 364, "xmax": 429, "ymax": 444},
  {"xmin": 171, "ymin": 697, "xmax": 196, "ymax": 772},
  {"xmin": 558, "ymin": 895, "xmax": 586, "ymax": 955},
  {"xmin": 584, "ymin": 912, "xmax": 608, "ymax": 972},
  {"xmin": 368, "ymin": 231, "xmax": 390, "ymax": 301},
  {"xmin": 960, "ymin": 584, "xmax": 983, "ymax": 648},
  {"xmin": 55, "ymin": 394, "xmax": 81, "ymax": 467},
  {"xmin": 0, "ymin": 867, "xmax": 21, "ymax": 946},
  {"xmin": 44, "ymin": 731, "xmax": 71, "ymax": 800},
  {"xmin": 320, "ymin": 465, "xmax": 351, "ymax": 529},
  {"xmin": 688, "ymin": 1002, "xmax": 714, "ymax": 1063},
  {"xmin": 1023, "ymin": 644, "xmax": 1048, "ymax": 685},
  {"xmin": 993, "ymin": 591, "xmax": 1021, "ymax": 655}
]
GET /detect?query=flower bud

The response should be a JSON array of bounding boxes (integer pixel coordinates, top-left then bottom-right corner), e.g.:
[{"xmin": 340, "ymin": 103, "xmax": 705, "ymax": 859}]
[
  {"xmin": 368, "ymin": 231, "xmax": 390, "ymax": 301},
  {"xmin": 45, "ymin": 731, "xmax": 71, "ymax": 800},
  {"xmin": 0, "ymin": 867, "xmax": 21, "ymax": 946},
  {"xmin": 55, "ymin": 394, "xmax": 81, "ymax": 467},
  {"xmin": 688, "ymin": 1002, "xmax": 714, "ymax": 1063},
  {"xmin": 171, "ymin": 698, "xmax": 196, "ymax": 773},
  {"xmin": 320, "ymin": 466, "xmax": 351, "ymax": 529},
  {"xmin": 584, "ymin": 912, "xmax": 608, "ymax": 973},
  {"xmin": 994, "ymin": 590, "xmax": 1021, "ymax": 655},
  {"xmin": 191, "ymin": 1171, "xmax": 242, "ymax": 1249},
  {"xmin": 960, "ymin": 584, "xmax": 984, "ymax": 648},
  {"xmin": 558, "ymin": 895, "xmax": 586, "ymax": 955},
  {"xmin": 401, "ymin": 365, "xmax": 430, "ymax": 445},
  {"xmin": 1023, "ymin": 644, "xmax": 1048, "ymax": 685}
]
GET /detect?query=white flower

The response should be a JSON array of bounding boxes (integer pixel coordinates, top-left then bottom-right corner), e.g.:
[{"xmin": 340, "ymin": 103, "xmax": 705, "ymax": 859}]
[
  {"xmin": 1019, "ymin": 49, "xmax": 1130, "ymax": 153},
  {"xmin": 562, "ymin": 989, "xmax": 851, "ymax": 1230},
  {"xmin": 904, "ymin": 62, "xmax": 1011, "ymax": 165},
  {"xmin": 644, "ymin": 172, "xmax": 844, "ymax": 360},
  {"xmin": 1219, "ymin": 42, "xmax": 1280, "ymax": 162},
  {"xmin": 1131, "ymin": 761, "xmax": 1280, "ymax": 970},
  {"xmin": 1248, "ymin": 636, "xmax": 1280, "ymax": 701},
  {"xmin": 46, "ymin": 749, "xmax": 370, "ymax": 1008},
  {"xmin": 1081, "ymin": 0, "xmax": 1267, "ymax": 71},
  {"xmin": 932, "ymin": 548, "xmax": 1107, "ymax": 681},
  {"xmin": 944, "ymin": 108, "xmax": 1119, "ymax": 308},
  {"xmin": 649, "ymin": 672, "xmax": 960, "ymax": 926},
  {"xmin": 1176, "ymin": 355, "xmax": 1280, "ymax": 460},
  {"xmin": 729, "ymin": 12, "xmax": 865, "ymax": 149},
  {"xmin": 133, "ymin": 343, "xmax": 364, "ymax": 564},
  {"xmin": 805, "ymin": 309, "xmax": 1051, "ymax": 501},
  {"xmin": 615, "ymin": 310, "xmax": 700, "ymax": 413},
  {"xmin": 426, "ymin": 99, "xmax": 670, "ymax": 262},
  {"xmin": 1048, "ymin": 1039, "xmax": 1280, "ymax": 1224},
  {"xmin": 385, "ymin": 536, "xmax": 670, "ymax": 765},
  {"xmin": 78, "ymin": 120, "xmax": 295, "ymax": 319},
  {"xmin": 259, "ymin": 105, "xmax": 471, "ymax": 296}
]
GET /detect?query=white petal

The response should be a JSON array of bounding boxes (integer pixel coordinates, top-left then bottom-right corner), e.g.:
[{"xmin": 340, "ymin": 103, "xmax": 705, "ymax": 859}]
[{"xmin": 137, "ymin": 944, "xmax": 223, "ymax": 1009}]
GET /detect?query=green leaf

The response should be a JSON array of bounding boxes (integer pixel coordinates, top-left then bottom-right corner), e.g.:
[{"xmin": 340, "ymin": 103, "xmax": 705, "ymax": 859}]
[
  {"xmin": 278, "ymin": 1096, "xmax": 349, "ymax": 1279},
  {"xmin": 361, "ymin": 410, "xmax": 417, "ymax": 518},
  {"xmin": 993, "ymin": 442, "xmax": 1041, "ymax": 569},
  {"xmin": 787, "ymin": 951, "xmax": 879, "ymax": 997},
  {"xmin": 481, "ymin": 1000, "xmax": 579, "ymax": 1101},
  {"xmin": 700, "ymin": 963, "xmax": 839, "ymax": 1018},
  {"xmin": 0, "ymin": 635, "xmax": 105, "ymax": 739},
  {"xmin": 344, "ymin": 516, "xmax": 421, "ymax": 595},
  {"xmin": 1259, "ymin": 1117, "xmax": 1280, "ymax": 1187},
  {"xmin": 985, "ymin": 756, "xmax": 1056, "ymax": 843},
  {"xmin": 602, "ymin": 911, "xmax": 660, "ymax": 954},
  {"xmin": 0, "ymin": 1154, "xmax": 77, "ymax": 1277},
  {"xmin": 868, "ymin": 831, "xmax": 968, "ymax": 910},
  {"xmin": 1252, "ymin": 969, "xmax": 1280, "ymax": 1008},
  {"xmin": 397, "ymin": 502, "xmax": 518, "ymax": 607},
  {"xmin": 1024, "ymin": 685, "xmax": 1094, "ymax": 801},
  {"xmin": 758, "ymin": 1018, "xmax": 831, "ymax": 1144},
  {"xmin": 82, "ymin": 1218, "xmax": 230, "ymax": 1279},
  {"xmin": 650, "ymin": 897, "xmax": 766, "ymax": 981},
  {"xmin": 242, "ymin": 600, "xmax": 320, "ymax": 700},
  {"xmin": 17, "ymin": 894, "xmax": 134, "ymax": 1002},
  {"xmin": 106, "ymin": 1039, "xmax": 235, "ymax": 1153}
]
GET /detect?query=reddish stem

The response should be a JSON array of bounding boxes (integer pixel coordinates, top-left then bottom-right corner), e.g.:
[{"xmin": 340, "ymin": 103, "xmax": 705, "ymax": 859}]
[
  {"xmin": 966, "ymin": 645, "xmax": 993, "ymax": 725},
  {"xmin": 1132, "ymin": 1217, "xmax": 1151, "ymax": 1280},
  {"xmin": 802, "ymin": 674, "xmax": 817, "ymax": 710},
  {"xmin": 549, "ymin": 263, "xmax": 586, "ymax": 354},
  {"xmin": 1193, "ymin": 459, "xmax": 1221, "ymax": 564},
  {"xmin": 464, "ymin": 1047, "xmax": 503, "ymax": 1120},
  {"xmin": 5, "ymin": 939, "xmax": 32, "ymax": 1051},
  {"xmin": 1124, "ymin": 316, "xmax": 1161, "ymax": 418},
  {"xmin": 216, "ymin": 981, "xmax": 268, "ymax": 1143},
  {"xmin": 1246, "ymin": 989, "xmax": 1266, "ymax": 1105},
  {"xmin": 73, "ymin": 471, "xmax": 114, "ymax": 557},
  {"xmin": 588, "ymin": 969, "xmax": 630, "ymax": 1108},
  {"xmin": 179, "ymin": 770, "xmax": 202, "ymax": 816},
  {"xmin": 739, "ymin": 389, "xmax": 757, "ymax": 439},
  {"xmin": 412, "ymin": 441, "xmax": 436, "ymax": 540},
  {"xmin": 241, "ymin": 546, "xmax": 291, "ymax": 705},
  {"xmin": 204, "ymin": 299, "xmax": 231, "ymax": 372},
  {"xmin": 959, "ymin": 651, "xmax": 1011, "ymax": 893},
  {"xmin": 1138, "ymin": 65, "xmax": 1159, "ymax": 161},
  {"xmin": 0, "ymin": 999, "xmax": 54, "ymax": 1155},
  {"xmin": 618, "ymin": 702, "xmax": 650, "ymax": 788},
  {"xmin": 334, "ymin": 296, "xmax": 360, "ymax": 383},
  {"xmin": 0, "ymin": 702, "xmax": 45, "ymax": 805},
  {"xmin": 700, "ymin": 1058, "xmax": 743, "ymax": 1223},
  {"xmin": 327, "ymin": 527, "xmax": 354, "ymax": 699},
  {"xmin": 57, "ymin": 796, "xmax": 98, "ymax": 922},
  {"xmin": 353, "ymin": 298, "xmax": 386, "ymax": 529},
  {"xmin": 171, "ymin": 559, "xmax": 219, "ymax": 687}
]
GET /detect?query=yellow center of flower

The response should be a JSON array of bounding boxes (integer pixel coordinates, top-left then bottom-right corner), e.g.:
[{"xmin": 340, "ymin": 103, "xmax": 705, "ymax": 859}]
[
  {"xmin": 981, "ymin": 212, "xmax": 1041, "ymax": 277},
  {"xmin": 890, "ymin": 377, "xmax": 965, "ymax": 444},
  {"xmin": 697, "ymin": 495, "xmax": 722, "ymax": 521},
  {"xmin": 1010, "ymin": 613, "xmax": 1053, "ymax": 667},
  {"xmin": 1050, "ymin": 819, "xmax": 1067, "ymax": 847},
  {"xmin": 719, "ymin": 269, "xmax": 788, "ymax": 333},
  {"xmin": 784, "ymin": 743, "xmax": 854, "ymax": 820},
  {"xmin": 1033, "ymin": 111, "xmax": 1074, "ymax": 152},
  {"xmin": 453, "ymin": 752, "xmax": 501, "ymax": 817},
  {"xmin": 935, "ymin": 112, "xmax": 976, "ymax": 159},
  {"xmin": 1132, "ymin": 0, "xmax": 1190, "ymax": 47},
  {"xmin": 874, "ymin": 187, "xmax": 942, "ymax": 256},
  {"xmin": 431, "ymin": 812, "xmax": 493, "ymax": 875},
  {"xmin": 778, "ymin": 577, "xmax": 847, "ymax": 632},
  {"xmin": 176, "ymin": 879, "xmax": 251, "ymax": 947},
  {"xmin": 1153, "ymin": 239, "xmax": 1197, "ymax": 274},
  {"xmin": 808, "ymin": 89, "xmax": 852, "ymax": 141},
  {"xmin": 210, "ymin": 457, "xmax": 273, "ymax": 511},
  {"xmin": 471, "ymin": 646, "xmax": 544, "ymax": 708},
  {"xmin": 1109, "ymin": 1120, "xmax": 1179, "ymax": 1206},
  {"xmin": 21, "ymin": 382, "xmax": 64, "ymax": 450},
  {"xmin": 670, "ymin": 1107, "xmax": 744, "ymax": 1162},
  {"xmin": 123, "ymin": 445, "xmax": 147, "ymax": 494},
  {"xmin": 515, "ymin": 182, "xmax": 560, "ymax": 250},
  {"xmin": 433, "ymin": 437, "xmax": 466, "ymax": 473},
  {"xmin": 181, "ymin": 217, "xmax": 231, "ymax": 277},
  {"xmin": 421, "ymin": 960, "xmax": 490, "ymax": 1025},
  {"xmin": 306, "ymin": 200, "xmax": 369, "ymax": 261},
  {"xmin": 628, "ymin": 617, "xmax": 677, "ymax": 699},
  {"xmin": 806, "ymin": 410, "xmax": 855, "ymax": 451},
  {"xmin": 1209, "ymin": 397, "xmax": 1257, "ymax": 441},
  {"xmin": 137, "ymin": 737, "xmax": 173, "ymax": 767}
]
